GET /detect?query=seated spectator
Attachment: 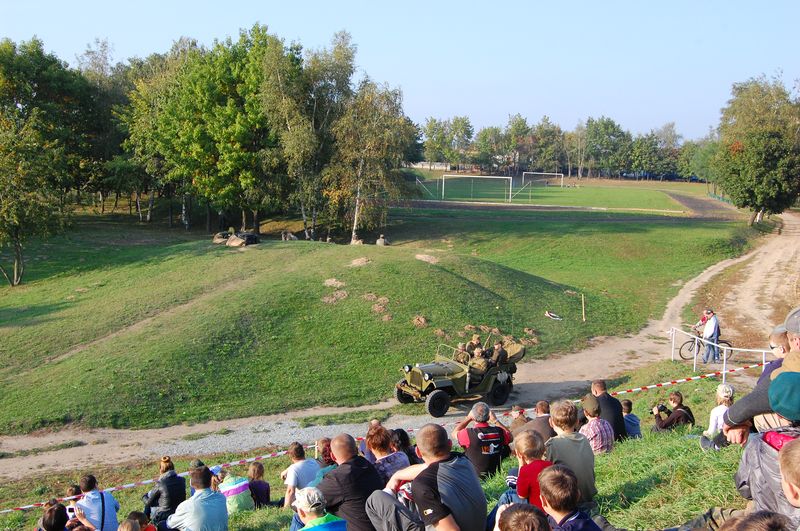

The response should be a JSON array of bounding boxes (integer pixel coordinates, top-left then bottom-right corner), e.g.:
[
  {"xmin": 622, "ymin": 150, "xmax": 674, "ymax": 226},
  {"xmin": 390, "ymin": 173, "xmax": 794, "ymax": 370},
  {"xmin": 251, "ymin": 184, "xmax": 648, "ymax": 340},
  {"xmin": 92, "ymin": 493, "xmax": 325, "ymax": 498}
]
[
  {"xmin": 142, "ymin": 456, "xmax": 186, "ymax": 526},
  {"xmin": 494, "ymin": 503, "xmax": 550, "ymax": 531},
  {"xmin": 701, "ymin": 384, "xmax": 735, "ymax": 451},
  {"xmin": 652, "ymin": 391, "xmax": 695, "ymax": 431},
  {"xmin": 621, "ymin": 400, "xmax": 641, "ymax": 439},
  {"xmin": 579, "ymin": 394, "xmax": 614, "ymax": 454},
  {"xmin": 539, "ymin": 465, "xmax": 602, "ymax": 531},
  {"xmin": 358, "ymin": 419, "xmax": 381, "ymax": 463},
  {"xmin": 718, "ymin": 511, "xmax": 792, "ymax": 531},
  {"xmin": 779, "ymin": 438, "xmax": 800, "ymax": 510},
  {"xmin": 127, "ymin": 512, "xmax": 157, "ymax": 531},
  {"xmin": 309, "ymin": 438, "xmax": 338, "ymax": 488},
  {"xmin": 514, "ymin": 401, "xmax": 557, "ymax": 443},
  {"xmin": 247, "ymin": 462, "xmax": 270, "ymax": 508},
  {"xmin": 452, "ymin": 402, "xmax": 512, "ymax": 478},
  {"xmin": 317, "ymin": 433, "xmax": 383, "ymax": 531},
  {"xmin": 118, "ymin": 520, "xmax": 140, "ymax": 531},
  {"xmin": 76, "ymin": 474, "xmax": 121, "ymax": 531},
  {"xmin": 215, "ymin": 469, "xmax": 254, "ymax": 514},
  {"xmin": 545, "ymin": 400, "xmax": 597, "ymax": 507},
  {"xmin": 65, "ymin": 485, "xmax": 81, "ymax": 521},
  {"xmin": 510, "ymin": 405, "xmax": 531, "ymax": 432},
  {"xmin": 516, "ymin": 431, "xmax": 553, "ymax": 510},
  {"xmin": 366, "ymin": 425, "xmax": 410, "ymax": 485},
  {"xmin": 41, "ymin": 504, "xmax": 69, "ymax": 531},
  {"xmin": 282, "ymin": 442, "xmax": 321, "ymax": 509},
  {"xmin": 591, "ymin": 380, "xmax": 627, "ymax": 442},
  {"xmin": 760, "ymin": 325, "xmax": 790, "ymax": 383},
  {"xmin": 292, "ymin": 487, "xmax": 346, "ymax": 530},
  {"xmin": 166, "ymin": 466, "xmax": 228, "ymax": 531},
  {"xmin": 366, "ymin": 423, "xmax": 487, "ymax": 531},
  {"xmin": 390, "ymin": 429, "xmax": 420, "ymax": 465}
]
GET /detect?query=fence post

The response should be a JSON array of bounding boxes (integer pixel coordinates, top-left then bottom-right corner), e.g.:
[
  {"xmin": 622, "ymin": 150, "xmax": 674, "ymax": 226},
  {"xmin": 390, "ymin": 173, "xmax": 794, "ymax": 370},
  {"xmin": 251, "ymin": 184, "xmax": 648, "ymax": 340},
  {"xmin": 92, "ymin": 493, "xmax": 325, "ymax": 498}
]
[
  {"xmin": 693, "ymin": 337, "xmax": 699, "ymax": 372},
  {"xmin": 721, "ymin": 343, "xmax": 727, "ymax": 384},
  {"xmin": 670, "ymin": 328, "xmax": 676, "ymax": 362},
  {"xmin": 762, "ymin": 350, "xmax": 766, "ymax": 373}
]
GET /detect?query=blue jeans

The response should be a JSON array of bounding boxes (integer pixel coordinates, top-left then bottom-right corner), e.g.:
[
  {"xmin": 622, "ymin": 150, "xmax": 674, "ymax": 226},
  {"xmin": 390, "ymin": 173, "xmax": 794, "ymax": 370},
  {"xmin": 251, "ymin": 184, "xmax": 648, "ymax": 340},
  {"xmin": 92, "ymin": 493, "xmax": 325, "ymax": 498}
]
[
  {"xmin": 703, "ymin": 334, "xmax": 719, "ymax": 363},
  {"xmin": 289, "ymin": 512, "xmax": 304, "ymax": 531}
]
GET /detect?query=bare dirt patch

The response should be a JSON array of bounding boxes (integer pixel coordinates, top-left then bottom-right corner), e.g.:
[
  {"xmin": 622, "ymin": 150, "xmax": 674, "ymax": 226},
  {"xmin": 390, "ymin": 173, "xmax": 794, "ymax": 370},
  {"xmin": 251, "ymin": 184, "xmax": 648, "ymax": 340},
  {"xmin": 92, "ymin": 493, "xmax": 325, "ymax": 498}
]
[
  {"xmin": 349, "ymin": 257, "xmax": 371, "ymax": 267},
  {"xmin": 324, "ymin": 278, "xmax": 345, "ymax": 288},
  {"xmin": 381, "ymin": 314, "xmax": 393, "ymax": 322},
  {"xmin": 415, "ymin": 254, "xmax": 439, "ymax": 265},
  {"xmin": 363, "ymin": 293, "xmax": 378, "ymax": 302},
  {"xmin": 321, "ymin": 290, "xmax": 348, "ymax": 304},
  {"xmin": 371, "ymin": 304, "xmax": 386, "ymax": 314},
  {"xmin": 412, "ymin": 315, "xmax": 428, "ymax": 328}
]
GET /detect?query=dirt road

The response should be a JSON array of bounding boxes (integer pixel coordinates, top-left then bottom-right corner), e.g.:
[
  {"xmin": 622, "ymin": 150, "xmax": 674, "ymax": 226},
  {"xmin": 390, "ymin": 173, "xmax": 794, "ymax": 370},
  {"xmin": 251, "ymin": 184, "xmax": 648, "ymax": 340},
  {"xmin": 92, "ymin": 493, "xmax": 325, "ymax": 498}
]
[{"xmin": 1, "ymin": 211, "xmax": 796, "ymax": 481}]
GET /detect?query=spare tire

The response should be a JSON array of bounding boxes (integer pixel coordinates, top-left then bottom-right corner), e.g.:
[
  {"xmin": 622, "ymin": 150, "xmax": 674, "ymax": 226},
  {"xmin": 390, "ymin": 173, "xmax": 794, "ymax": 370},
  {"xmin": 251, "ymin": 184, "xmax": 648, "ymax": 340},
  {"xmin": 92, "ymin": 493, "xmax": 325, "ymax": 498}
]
[{"xmin": 489, "ymin": 381, "xmax": 511, "ymax": 406}]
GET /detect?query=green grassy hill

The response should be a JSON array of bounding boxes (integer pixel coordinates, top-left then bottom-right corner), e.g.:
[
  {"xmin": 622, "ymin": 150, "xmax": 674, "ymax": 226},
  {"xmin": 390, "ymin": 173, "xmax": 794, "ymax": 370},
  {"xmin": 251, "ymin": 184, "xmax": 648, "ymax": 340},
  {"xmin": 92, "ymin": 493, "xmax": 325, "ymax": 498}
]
[
  {"xmin": 0, "ymin": 208, "xmax": 756, "ymax": 434},
  {"xmin": 0, "ymin": 220, "xmax": 592, "ymax": 433}
]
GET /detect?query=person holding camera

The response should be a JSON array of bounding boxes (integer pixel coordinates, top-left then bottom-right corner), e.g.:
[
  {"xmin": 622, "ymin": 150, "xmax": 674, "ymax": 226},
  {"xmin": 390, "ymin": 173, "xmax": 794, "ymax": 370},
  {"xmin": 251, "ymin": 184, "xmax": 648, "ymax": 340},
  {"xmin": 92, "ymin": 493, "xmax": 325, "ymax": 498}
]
[{"xmin": 652, "ymin": 391, "xmax": 695, "ymax": 431}]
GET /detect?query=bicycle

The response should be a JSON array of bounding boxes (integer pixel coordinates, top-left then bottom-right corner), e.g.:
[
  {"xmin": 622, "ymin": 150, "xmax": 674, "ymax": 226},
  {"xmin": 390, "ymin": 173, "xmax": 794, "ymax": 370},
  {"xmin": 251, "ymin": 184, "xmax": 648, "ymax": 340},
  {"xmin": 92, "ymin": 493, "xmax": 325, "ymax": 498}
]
[{"xmin": 678, "ymin": 326, "xmax": 733, "ymax": 361}]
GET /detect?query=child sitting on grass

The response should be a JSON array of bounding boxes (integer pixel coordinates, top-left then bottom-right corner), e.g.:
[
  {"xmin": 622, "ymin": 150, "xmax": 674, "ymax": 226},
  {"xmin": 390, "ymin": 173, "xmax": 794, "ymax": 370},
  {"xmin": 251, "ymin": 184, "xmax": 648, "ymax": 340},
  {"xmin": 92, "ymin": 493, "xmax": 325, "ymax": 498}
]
[
  {"xmin": 539, "ymin": 465, "xmax": 601, "ymax": 531},
  {"xmin": 780, "ymin": 438, "xmax": 800, "ymax": 510},
  {"xmin": 515, "ymin": 430, "xmax": 553, "ymax": 510},
  {"xmin": 247, "ymin": 462, "xmax": 270, "ymax": 508},
  {"xmin": 621, "ymin": 399, "xmax": 641, "ymax": 439},
  {"xmin": 545, "ymin": 400, "xmax": 597, "ymax": 508},
  {"xmin": 127, "ymin": 511, "xmax": 157, "ymax": 531}
]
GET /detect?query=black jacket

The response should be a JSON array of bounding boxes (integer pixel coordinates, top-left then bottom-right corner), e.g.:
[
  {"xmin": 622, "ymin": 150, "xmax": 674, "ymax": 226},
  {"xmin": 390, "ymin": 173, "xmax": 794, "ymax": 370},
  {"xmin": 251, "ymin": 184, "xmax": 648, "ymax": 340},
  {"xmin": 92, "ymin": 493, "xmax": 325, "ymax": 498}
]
[
  {"xmin": 318, "ymin": 456, "xmax": 383, "ymax": 531},
  {"xmin": 143, "ymin": 470, "xmax": 186, "ymax": 524},
  {"xmin": 596, "ymin": 392, "xmax": 627, "ymax": 441},
  {"xmin": 735, "ymin": 427, "xmax": 800, "ymax": 527}
]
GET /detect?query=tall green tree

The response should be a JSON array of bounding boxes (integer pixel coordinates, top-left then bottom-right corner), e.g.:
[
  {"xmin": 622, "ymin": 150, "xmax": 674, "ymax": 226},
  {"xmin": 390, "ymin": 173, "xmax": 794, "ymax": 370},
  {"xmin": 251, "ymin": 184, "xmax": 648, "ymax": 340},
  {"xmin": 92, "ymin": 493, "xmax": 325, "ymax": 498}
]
[
  {"xmin": 325, "ymin": 80, "xmax": 416, "ymax": 243},
  {"xmin": 586, "ymin": 116, "xmax": 631, "ymax": 177},
  {"xmin": 262, "ymin": 31, "xmax": 356, "ymax": 238},
  {"xmin": 715, "ymin": 76, "xmax": 800, "ymax": 223},
  {"xmin": 0, "ymin": 109, "xmax": 65, "ymax": 286},
  {"xmin": 531, "ymin": 116, "xmax": 564, "ymax": 173},
  {"xmin": 505, "ymin": 114, "xmax": 531, "ymax": 175},
  {"xmin": 448, "ymin": 116, "xmax": 473, "ymax": 171},
  {"xmin": 422, "ymin": 117, "xmax": 449, "ymax": 167},
  {"xmin": 473, "ymin": 126, "xmax": 505, "ymax": 172}
]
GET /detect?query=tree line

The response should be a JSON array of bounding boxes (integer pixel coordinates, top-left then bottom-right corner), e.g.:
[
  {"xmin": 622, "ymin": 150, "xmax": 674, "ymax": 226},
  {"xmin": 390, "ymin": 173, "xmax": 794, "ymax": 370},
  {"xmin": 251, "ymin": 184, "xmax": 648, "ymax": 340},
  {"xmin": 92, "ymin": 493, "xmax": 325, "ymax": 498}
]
[
  {"xmin": 423, "ymin": 77, "xmax": 800, "ymax": 225},
  {"xmin": 0, "ymin": 26, "xmax": 421, "ymax": 285}
]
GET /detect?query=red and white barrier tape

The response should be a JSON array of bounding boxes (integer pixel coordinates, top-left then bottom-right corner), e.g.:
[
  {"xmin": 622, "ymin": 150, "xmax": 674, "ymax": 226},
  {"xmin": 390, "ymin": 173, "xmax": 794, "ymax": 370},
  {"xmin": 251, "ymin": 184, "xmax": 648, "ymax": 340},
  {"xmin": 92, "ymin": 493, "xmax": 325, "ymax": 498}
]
[
  {"xmin": 608, "ymin": 361, "xmax": 771, "ymax": 397},
  {"xmin": 0, "ymin": 362, "xmax": 770, "ymax": 515}
]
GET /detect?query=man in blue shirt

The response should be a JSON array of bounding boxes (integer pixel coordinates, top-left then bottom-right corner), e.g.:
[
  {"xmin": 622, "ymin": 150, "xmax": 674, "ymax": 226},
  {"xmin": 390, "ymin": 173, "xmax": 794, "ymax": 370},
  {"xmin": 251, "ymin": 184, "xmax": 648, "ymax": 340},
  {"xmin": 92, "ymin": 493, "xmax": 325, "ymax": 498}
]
[
  {"xmin": 76, "ymin": 475, "xmax": 120, "ymax": 531},
  {"xmin": 166, "ymin": 466, "xmax": 228, "ymax": 531}
]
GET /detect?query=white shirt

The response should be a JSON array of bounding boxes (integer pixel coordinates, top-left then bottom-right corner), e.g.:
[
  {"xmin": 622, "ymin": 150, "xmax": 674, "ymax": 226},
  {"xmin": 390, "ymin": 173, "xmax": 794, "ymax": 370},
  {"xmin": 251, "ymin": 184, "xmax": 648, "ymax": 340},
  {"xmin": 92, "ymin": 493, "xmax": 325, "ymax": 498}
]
[
  {"xmin": 703, "ymin": 315, "xmax": 719, "ymax": 339},
  {"xmin": 705, "ymin": 404, "xmax": 729, "ymax": 437},
  {"xmin": 285, "ymin": 458, "xmax": 320, "ymax": 488},
  {"xmin": 76, "ymin": 490, "xmax": 120, "ymax": 531}
]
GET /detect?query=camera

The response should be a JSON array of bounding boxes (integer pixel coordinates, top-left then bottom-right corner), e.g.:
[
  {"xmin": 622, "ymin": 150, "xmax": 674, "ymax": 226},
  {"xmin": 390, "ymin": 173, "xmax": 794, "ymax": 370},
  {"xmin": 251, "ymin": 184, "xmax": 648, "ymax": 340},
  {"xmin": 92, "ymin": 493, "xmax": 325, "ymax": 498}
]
[{"xmin": 650, "ymin": 403, "xmax": 668, "ymax": 415}]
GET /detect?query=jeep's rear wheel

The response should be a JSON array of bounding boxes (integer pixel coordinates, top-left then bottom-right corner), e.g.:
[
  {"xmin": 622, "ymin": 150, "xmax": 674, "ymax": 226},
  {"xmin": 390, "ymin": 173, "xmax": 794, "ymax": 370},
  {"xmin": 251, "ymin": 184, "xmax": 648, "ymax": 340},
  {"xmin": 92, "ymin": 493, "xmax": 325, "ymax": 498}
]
[
  {"xmin": 489, "ymin": 381, "xmax": 511, "ymax": 406},
  {"xmin": 425, "ymin": 390, "xmax": 451, "ymax": 417},
  {"xmin": 395, "ymin": 381, "xmax": 415, "ymax": 404}
]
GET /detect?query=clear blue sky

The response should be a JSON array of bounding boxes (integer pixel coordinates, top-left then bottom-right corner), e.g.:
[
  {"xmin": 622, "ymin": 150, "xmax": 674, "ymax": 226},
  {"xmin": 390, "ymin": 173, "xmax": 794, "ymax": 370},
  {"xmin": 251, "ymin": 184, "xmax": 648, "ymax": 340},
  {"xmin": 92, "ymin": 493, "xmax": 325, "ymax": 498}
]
[{"xmin": 4, "ymin": 1, "xmax": 798, "ymax": 140}]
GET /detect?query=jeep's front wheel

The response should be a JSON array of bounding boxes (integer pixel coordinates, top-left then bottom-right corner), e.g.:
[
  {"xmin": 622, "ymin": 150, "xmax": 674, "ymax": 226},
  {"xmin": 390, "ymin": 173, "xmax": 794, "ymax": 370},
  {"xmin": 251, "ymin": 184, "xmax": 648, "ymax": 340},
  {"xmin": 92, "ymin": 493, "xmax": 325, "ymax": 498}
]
[
  {"xmin": 489, "ymin": 381, "xmax": 511, "ymax": 406},
  {"xmin": 425, "ymin": 389, "xmax": 451, "ymax": 417},
  {"xmin": 395, "ymin": 381, "xmax": 415, "ymax": 404}
]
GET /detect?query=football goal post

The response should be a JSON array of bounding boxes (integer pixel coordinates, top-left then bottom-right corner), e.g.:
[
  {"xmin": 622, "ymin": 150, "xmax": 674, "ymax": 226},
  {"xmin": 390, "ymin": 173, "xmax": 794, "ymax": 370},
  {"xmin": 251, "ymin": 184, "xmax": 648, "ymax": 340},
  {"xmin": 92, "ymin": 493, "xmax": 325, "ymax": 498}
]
[
  {"xmin": 441, "ymin": 174, "xmax": 513, "ymax": 203},
  {"xmin": 522, "ymin": 171, "xmax": 565, "ymax": 188}
]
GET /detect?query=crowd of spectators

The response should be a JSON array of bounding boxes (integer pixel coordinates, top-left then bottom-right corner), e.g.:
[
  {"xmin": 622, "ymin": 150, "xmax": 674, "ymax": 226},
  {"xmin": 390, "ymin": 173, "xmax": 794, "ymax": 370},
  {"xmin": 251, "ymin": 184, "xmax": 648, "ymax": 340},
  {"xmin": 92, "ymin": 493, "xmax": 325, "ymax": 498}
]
[{"xmin": 29, "ymin": 307, "xmax": 800, "ymax": 531}]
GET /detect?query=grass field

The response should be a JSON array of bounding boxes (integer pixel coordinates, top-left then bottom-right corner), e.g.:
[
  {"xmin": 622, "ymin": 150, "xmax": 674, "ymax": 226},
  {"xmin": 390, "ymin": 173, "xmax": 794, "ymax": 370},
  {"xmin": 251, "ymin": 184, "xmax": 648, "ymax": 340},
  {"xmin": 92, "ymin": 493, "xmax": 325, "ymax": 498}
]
[
  {"xmin": 409, "ymin": 169, "xmax": 713, "ymax": 209},
  {"xmin": 0, "ymin": 206, "xmax": 756, "ymax": 434},
  {"xmin": 0, "ymin": 361, "xmax": 748, "ymax": 531}
]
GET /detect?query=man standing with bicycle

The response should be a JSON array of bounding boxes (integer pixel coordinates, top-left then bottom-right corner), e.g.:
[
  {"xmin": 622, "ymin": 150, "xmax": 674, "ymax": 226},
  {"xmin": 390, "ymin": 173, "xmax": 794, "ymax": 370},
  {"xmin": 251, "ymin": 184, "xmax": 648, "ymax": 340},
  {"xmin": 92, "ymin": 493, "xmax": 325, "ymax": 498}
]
[{"xmin": 701, "ymin": 309, "xmax": 721, "ymax": 363}]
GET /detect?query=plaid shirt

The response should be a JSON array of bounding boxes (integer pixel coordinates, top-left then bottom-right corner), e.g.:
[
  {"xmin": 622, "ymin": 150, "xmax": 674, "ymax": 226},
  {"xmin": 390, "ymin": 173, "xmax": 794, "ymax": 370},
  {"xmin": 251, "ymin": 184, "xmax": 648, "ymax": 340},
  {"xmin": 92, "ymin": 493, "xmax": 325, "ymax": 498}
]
[{"xmin": 579, "ymin": 418, "xmax": 614, "ymax": 454}]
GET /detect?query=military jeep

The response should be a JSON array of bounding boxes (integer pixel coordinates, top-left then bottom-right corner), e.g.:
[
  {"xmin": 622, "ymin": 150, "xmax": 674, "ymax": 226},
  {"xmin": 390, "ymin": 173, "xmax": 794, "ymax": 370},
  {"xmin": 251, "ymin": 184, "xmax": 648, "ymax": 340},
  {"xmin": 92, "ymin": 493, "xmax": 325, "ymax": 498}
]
[{"xmin": 395, "ymin": 342, "xmax": 525, "ymax": 417}]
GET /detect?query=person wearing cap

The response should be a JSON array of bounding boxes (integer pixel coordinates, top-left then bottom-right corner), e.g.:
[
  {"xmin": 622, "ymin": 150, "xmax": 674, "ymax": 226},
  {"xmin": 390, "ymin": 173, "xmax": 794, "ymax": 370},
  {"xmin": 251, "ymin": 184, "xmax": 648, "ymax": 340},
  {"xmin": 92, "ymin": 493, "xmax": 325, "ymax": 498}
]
[
  {"xmin": 489, "ymin": 340, "xmax": 508, "ymax": 366},
  {"xmin": 292, "ymin": 487, "xmax": 346, "ymax": 530},
  {"xmin": 578, "ymin": 394, "xmax": 614, "ymax": 454},
  {"xmin": 701, "ymin": 308, "xmax": 721, "ymax": 364},
  {"xmin": 453, "ymin": 343, "xmax": 470, "ymax": 364},
  {"xmin": 466, "ymin": 334, "xmax": 482, "ymax": 354}
]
